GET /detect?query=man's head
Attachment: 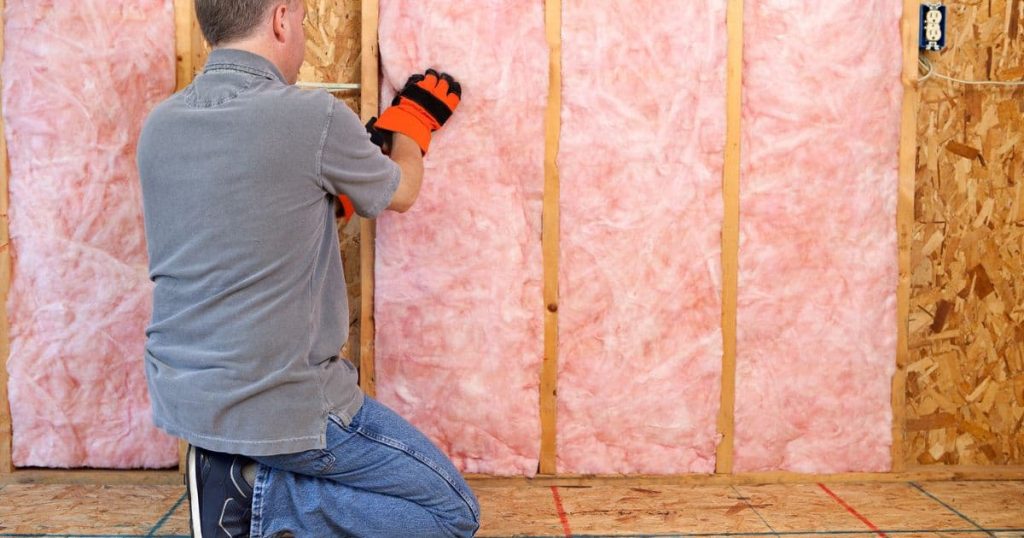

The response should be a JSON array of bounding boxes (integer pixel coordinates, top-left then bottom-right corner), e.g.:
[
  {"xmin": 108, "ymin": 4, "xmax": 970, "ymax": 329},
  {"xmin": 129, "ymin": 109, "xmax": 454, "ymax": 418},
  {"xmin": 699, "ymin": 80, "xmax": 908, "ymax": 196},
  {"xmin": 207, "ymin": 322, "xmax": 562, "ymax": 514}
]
[{"xmin": 194, "ymin": 0, "xmax": 306, "ymax": 84}]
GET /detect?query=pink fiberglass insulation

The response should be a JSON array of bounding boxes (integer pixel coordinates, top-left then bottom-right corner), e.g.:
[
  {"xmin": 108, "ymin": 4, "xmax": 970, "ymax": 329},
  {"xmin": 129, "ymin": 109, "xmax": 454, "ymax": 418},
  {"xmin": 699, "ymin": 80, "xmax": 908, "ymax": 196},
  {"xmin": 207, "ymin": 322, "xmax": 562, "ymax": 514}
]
[
  {"xmin": 557, "ymin": 0, "xmax": 727, "ymax": 474},
  {"xmin": 2, "ymin": 0, "xmax": 178, "ymax": 467},
  {"xmin": 375, "ymin": 0, "xmax": 547, "ymax": 475},
  {"xmin": 734, "ymin": 0, "xmax": 902, "ymax": 472}
]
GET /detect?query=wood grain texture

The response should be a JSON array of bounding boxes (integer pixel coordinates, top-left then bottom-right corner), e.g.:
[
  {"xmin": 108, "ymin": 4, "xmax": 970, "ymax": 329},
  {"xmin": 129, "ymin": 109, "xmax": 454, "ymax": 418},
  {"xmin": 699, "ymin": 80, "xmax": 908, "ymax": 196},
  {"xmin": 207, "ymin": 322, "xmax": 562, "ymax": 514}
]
[
  {"xmin": 174, "ymin": 0, "xmax": 208, "ymax": 89},
  {"xmin": 3, "ymin": 481, "xmax": 1024, "ymax": 536},
  {"xmin": 358, "ymin": 0, "xmax": 379, "ymax": 396},
  {"xmin": 3, "ymin": 465, "xmax": 1023, "ymax": 487},
  {"xmin": 893, "ymin": 0, "xmax": 922, "ymax": 474},
  {"xmin": 0, "ymin": 0, "xmax": 13, "ymax": 476},
  {"xmin": 173, "ymin": 0, "xmax": 194, "ymax": 91},
  {"xmin": 8, "ymin": 0, "xmax": 1024, "ymax": 481},
  {"xmin": 538, "ymin": 0, "xmax": 561, "ymax": 477},
  {"xmin": 300, "ymin": 0, "xmax": 361, "ymax": 113},
  {"xmin": 465, "ymin": 464, "xmax": 1024, "ymax": 487},
  {"xmin": 907, "ymin": 0, "xmax": 1024, "ymax": 466},
  {"xmin": 716, "ymin": 0, "xmax": 743, "ymax": 476}
]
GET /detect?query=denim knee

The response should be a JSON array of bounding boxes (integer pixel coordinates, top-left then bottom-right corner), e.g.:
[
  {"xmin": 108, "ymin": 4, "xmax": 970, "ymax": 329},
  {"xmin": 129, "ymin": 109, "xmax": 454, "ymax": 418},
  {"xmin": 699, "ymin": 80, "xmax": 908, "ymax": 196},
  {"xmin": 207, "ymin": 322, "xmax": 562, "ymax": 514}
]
[
  {"xmin": 445, "ymin": 490, "xmax": 480, "ymax": 537},
  {"xmin": 443, "ymin": 508, "xmax": 479, "ymax": 538}
]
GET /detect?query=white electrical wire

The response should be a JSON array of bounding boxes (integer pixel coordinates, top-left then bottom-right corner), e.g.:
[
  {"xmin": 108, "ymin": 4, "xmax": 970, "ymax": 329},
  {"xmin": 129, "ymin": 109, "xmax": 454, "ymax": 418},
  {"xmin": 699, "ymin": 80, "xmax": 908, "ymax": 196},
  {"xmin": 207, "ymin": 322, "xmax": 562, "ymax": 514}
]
[
  {"xmin": 296, "ymin": 81, "xmax": 361, "ymax": 92},
  {"xmin": 918, "ymin": 55, "xmax": 1024, "ymax": 87}
]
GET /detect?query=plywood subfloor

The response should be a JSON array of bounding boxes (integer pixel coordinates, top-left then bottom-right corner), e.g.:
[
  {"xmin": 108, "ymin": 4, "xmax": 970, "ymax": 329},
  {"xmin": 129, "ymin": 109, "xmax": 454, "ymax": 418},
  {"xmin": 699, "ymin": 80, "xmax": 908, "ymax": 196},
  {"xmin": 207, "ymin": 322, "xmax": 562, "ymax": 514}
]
[{"xmin": 0, "ymin": 480, "xmax": 1021, "ymax": 536}]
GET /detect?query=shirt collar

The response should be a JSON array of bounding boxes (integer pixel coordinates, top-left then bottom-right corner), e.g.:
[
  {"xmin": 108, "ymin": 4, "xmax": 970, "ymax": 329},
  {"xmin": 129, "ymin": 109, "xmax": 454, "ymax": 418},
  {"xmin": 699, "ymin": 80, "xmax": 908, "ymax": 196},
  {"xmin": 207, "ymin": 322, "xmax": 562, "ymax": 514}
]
[{"xmin": 202, "ymin": 48, "xmax": 288, "ymax": 84}]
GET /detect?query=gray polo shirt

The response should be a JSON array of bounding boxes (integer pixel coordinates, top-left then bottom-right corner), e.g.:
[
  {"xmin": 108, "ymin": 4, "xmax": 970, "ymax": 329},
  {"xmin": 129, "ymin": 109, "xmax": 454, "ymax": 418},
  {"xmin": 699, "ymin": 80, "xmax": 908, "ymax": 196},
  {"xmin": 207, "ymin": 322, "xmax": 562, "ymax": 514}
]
[{"xmin": 137, "ymin": 49, "xmax": 399, "ymax": 456}]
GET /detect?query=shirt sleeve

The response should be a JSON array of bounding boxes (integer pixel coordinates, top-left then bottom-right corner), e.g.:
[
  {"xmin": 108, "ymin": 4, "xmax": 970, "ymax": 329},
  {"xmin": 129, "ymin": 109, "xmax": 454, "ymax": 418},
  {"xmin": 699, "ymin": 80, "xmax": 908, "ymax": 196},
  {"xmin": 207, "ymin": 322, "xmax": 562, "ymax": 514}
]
[{"xmin": 318, "ymin": 100, "xmax": 401, "ymax": 218}]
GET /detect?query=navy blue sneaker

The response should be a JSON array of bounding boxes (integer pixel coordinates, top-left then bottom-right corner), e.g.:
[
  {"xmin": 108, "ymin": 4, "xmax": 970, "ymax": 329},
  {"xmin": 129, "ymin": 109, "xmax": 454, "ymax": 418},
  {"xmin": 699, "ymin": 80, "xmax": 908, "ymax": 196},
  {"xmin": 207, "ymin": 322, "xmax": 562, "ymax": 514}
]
[{"xmin": 185, "ymin": 444, "xmax": 254, "ymax": 538}]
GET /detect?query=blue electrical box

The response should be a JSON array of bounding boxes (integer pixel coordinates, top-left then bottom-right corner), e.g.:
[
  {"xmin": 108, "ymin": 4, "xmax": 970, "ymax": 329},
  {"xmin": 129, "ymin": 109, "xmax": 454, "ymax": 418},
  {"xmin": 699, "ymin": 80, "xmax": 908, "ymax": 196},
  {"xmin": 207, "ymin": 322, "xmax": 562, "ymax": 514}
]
[{"xmin": 920, "ymin": 3, "xmax": 947, "ymax": 51}]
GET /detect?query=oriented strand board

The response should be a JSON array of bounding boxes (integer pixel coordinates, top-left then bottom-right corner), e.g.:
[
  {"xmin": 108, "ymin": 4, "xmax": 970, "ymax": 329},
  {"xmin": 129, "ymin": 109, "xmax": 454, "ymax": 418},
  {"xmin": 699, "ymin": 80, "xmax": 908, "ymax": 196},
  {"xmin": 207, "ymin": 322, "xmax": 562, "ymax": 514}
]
[
  {"xmin": 816, "ymin": 482, "xmax": 969, "ymax": 530},
  {"xmin": 473, "ymin": 486, "xmax": 567, "ymax": 537},
  {"xmin": 299, "ymin": 0, "xmax": 361, "ymax": 115},
  {"xmin": 734, "ymin": 0, "xmax": 904, "ymax": 472},
  {"xmin": 913, "ymin": 481, "xmax": 1024, "ymax": 528},
  {"xmin": 5, "ymin": 481, "xmax": 1024, "ymax": 536},
  {"xmin": 907, "ymin": 0, "xmax": 1024, "ymax": 466},
  {"xmin": 555, "ymin": 485, "xmax": 771, "ymax": 534},
  {"xmin": 0, "ymin": 484, "xmax": 182, "ymax": 534},
  {"xmin": 4, "ymin": 481, "xmax": 1024, "ymax": 536},
  {"xmin": 732, "ymin": 482, "xmax": 986, "ymax": 532}
]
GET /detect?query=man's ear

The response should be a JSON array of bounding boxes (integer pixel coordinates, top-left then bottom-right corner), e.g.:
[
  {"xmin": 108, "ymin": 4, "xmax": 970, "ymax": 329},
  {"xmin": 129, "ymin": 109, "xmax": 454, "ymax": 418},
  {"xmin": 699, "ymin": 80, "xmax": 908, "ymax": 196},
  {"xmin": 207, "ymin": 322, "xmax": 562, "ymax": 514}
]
[{"xmin": 271, "ymin": 3, "xmax": 289, "ymax": 43}]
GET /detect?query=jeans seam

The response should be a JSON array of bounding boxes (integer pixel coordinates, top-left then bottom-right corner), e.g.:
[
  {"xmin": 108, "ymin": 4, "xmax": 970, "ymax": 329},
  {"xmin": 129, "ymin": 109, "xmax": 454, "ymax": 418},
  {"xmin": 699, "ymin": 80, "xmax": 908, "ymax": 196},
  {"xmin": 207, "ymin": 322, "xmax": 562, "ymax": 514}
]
[
  {"xmin": 250, "ymin": 464, "xmax": 270, "ymax": 538},
  {"xmin": 353, "ymin": 428, "xmax": 480, "ymax": 521},
  {"xmin": 319, "ymin": 450, "xmax": 338, "ymax": 474}
]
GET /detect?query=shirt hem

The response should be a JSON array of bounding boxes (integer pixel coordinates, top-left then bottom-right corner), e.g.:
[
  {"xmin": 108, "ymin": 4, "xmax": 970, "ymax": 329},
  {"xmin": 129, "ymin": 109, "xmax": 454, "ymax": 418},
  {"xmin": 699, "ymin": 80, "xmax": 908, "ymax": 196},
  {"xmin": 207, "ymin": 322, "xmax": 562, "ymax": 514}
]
[
  {"xmin": 154, "ymin": 418, "xmax": 327, "ymax": 457},
  {"xmin": 152, "ymin": 388, "xmax": 366, "ymax": 457},
  {"xmin": 329, "ymin": 384, "xmax": 365, "ymax": 427}
]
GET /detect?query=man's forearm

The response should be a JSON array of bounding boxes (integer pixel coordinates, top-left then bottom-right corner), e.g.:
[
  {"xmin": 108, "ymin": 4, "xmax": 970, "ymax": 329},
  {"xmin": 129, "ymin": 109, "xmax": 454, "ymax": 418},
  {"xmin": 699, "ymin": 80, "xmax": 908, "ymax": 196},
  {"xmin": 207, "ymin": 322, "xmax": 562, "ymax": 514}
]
[{"xmin": 386, "ymin": 133, "xmax": 424, "ymax": 213}]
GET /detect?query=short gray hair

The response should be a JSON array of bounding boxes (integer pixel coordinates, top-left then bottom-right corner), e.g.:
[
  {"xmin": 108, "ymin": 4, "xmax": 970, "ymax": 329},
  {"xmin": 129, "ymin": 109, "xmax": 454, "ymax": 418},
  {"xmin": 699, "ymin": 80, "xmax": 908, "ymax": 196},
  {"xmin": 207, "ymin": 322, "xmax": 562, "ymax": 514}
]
[{"xmin": 194, "ymin": 0, "xmax": 281, "ymax": 46}]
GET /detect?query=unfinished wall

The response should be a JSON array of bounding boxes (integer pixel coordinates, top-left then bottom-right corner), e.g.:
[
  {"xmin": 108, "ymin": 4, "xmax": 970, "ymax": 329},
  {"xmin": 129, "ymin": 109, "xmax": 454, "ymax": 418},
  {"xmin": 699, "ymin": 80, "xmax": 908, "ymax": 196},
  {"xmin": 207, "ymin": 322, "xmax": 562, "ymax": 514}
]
[
  {"xmin": 369, "ymin": 0, "xmax": 915, "ymax": 476},
  {"xmin": 2, "ymin": 0, "xmax": 178, "ymax": 467},
  {"xmin": 4, "ymin": 0, "xmax": 1014, "ymax": 475},
  {"xmin": 907, "ymin": 0, "xmax": 1024, "ymax": 466},
  {"xmin": 734, "ymin": 0, "xmax": 903, "ymax": 472}
]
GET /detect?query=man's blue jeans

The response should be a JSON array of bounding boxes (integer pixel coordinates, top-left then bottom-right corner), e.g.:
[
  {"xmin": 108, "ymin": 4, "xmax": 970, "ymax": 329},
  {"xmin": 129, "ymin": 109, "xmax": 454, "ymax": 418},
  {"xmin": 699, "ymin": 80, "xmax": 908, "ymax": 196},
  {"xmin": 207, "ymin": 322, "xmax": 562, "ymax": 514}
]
[{"xmin": 249, "ymin": 397, "xmax": 481, "ymax": 537}]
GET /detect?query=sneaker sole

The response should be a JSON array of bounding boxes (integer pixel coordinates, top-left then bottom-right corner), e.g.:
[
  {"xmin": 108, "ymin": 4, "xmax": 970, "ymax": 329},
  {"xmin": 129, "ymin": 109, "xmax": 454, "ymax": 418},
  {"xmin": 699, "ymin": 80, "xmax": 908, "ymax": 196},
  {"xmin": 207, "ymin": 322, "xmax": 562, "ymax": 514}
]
[{"xmin": 187, "ymin": 445, "xmax": 204, "ymax": 538}]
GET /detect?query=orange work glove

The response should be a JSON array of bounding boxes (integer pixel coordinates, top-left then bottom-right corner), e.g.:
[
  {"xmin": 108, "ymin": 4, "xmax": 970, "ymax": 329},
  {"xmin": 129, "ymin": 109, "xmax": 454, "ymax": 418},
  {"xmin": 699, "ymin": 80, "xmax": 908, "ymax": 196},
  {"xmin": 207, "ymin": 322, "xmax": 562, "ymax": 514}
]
[
  {"xmin": 371, "ymin": 69, "xmax": 462, "ymax": 154},
  {"xmin": 335, "ymin": 194, "xmax": 355, "ymax": 224}
]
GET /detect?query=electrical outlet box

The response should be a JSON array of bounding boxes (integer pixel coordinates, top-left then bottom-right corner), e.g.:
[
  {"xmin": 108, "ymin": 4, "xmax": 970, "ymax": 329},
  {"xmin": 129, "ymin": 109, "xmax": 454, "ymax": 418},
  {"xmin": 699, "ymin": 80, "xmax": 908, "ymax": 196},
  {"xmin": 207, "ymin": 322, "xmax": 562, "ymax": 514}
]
[{"xmin": 920, "ymin": 2, "xmax": 947, "ymax": 51}]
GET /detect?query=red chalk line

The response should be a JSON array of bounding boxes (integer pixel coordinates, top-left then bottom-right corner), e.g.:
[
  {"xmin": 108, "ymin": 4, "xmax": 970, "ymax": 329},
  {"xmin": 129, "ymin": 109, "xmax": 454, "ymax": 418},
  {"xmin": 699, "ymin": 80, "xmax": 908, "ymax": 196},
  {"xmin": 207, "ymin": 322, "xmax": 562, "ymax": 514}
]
[
  {"xmin": 818, "ymin": 482, "xmax": 887, "ymax": 538},
  {"xmin": 550, "ymin": 485, "xmax": 573, "ymax": 537}
]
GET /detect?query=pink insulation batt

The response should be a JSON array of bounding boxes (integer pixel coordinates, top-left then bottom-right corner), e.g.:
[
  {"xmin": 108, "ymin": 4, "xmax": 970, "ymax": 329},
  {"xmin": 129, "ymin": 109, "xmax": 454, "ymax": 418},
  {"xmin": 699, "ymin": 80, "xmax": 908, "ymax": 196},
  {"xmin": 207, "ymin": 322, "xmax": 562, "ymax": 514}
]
[
  {"xmin": 374, "ymin": 0, "xmax": 547, "ymax": 475},
  {"xmin": 557, "ymin": 0, "xmax": 727, "ymax": 474},
  {"xmin": 734, "ymin": 0, "xmax": 903, "ymax": 472},
  {"xmin": 2, "ymin": 0, "xmax": 178, "ymax": 467}
]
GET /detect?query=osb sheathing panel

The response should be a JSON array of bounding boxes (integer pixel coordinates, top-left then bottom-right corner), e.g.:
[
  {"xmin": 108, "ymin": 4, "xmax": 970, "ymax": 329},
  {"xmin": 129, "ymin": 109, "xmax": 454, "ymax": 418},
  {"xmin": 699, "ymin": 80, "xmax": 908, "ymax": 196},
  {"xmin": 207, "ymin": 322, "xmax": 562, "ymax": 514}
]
[
  {"xmin": 300, "ymin": 0, "xmax": 361, "ymax": 114},
  {"xmin": 908, "ymin": 0, "xmax": 1024, "ymax": 465},
  {"xmin": 298, "ymin": 0, "xmax": 363, "ymax": 362}
]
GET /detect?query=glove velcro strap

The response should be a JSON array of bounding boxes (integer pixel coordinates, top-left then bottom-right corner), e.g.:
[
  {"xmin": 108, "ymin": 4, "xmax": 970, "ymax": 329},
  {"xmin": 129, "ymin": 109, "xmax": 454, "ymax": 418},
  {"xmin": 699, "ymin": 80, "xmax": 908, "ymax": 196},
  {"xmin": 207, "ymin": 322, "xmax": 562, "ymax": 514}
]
[
  {"xmin": 401, "ymin": 84, "xmax": 454, "ymax": 126},
  {"xmin": 365, "ymin": 117, "xmax": 392, "ymax": 149},
  {"xmin": 375, "ymin": 106, "xmax": 433, "ymax": 154}
]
